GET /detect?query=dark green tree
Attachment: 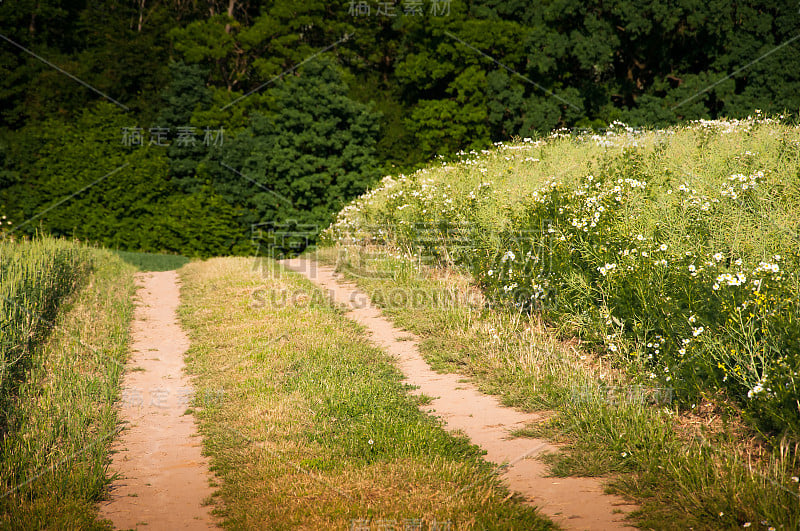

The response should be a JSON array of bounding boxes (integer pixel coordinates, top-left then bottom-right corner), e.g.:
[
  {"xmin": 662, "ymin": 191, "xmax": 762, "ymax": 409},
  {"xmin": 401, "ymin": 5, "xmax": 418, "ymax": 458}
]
[{"xmin": 215, "ymin": 57, "xmax": 381, "ymax": 255}]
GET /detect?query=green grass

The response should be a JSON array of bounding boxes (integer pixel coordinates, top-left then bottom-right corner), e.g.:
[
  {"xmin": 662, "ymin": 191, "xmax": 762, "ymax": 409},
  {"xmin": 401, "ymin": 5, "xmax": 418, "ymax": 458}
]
[
  {"xmin": 178, "ymin": 257, "xmax": 556, "ymax": 529},
  {"xmin": 112, "ymin": 250, "xmax": 190, "ymax": 272},
  {"xmin": 0, "ymin": 245, "xmax": 136, "ymax": 529},
  {"xmin": 317, "ymin": 245, "xmax": 800, "ymax": 530}
]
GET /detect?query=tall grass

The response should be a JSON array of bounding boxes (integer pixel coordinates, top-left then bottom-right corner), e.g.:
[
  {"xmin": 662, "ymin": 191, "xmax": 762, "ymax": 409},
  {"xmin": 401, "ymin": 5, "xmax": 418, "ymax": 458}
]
[
  {"xmin": 0, "ymin": 241, "xmax": 135, "ymax": 528},
  {"xmin": 0, "ymin": 237, "xmax": 93, "ymax": 431},
  {"xmin": 323, "ymin": 116, "xmax": 800, "ymax": 438}
]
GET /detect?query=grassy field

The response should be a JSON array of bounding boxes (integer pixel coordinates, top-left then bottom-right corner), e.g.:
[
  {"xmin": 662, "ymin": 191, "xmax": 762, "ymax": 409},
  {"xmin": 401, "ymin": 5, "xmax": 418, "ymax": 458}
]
[
  {"xmin": 178, "ymin": 257, "xmax": 556, "ymax": 529},
  {"xmin": 0, "ymin": 240, "xmax": 136, "ymax": 529},
  {"xmin": 323, "ymin": 116, "xmax": 800, "ymax": 437},
  {"xmin": 320, "ymin": 116, "xmax": 800, "ymax": 528}
]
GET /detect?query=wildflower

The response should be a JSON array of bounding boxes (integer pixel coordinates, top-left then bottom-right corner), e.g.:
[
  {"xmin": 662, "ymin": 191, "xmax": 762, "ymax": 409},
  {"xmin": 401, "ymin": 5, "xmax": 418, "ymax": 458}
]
[
  {"xmin": 692, "ymin": 326, "xmax": 704, "ymax": 337},
  {"xmin": 755, "ymin": 261, "xmax": 779, "ymax": 274},
  {"xmin": 713, "ymin": 253, "xmax": 724, "ymax": 262},
  {"xmin": 368, "ymin": 439, "xmax": 374, "ymax": 445},
  {"xmin": 659, "ymin": 244, "xmax": 668, "ymax": 251},
  {"xmin": 688, "ymin": 315, "xmax": 696, "ymax": 323},
  {"xmin": 716, "ymin": 272, "xmax": 745, "ymax": 287},
  {"xmin": 747, "ymin": 382, "xmax": 765, "ymax": 398},
  {"xmin": 598, "ymin": 263, "xmax": 617, "ymax": 276},
  {"xmin": 501, "ymin": 250, "xmax": 516, "ymax": 262}
]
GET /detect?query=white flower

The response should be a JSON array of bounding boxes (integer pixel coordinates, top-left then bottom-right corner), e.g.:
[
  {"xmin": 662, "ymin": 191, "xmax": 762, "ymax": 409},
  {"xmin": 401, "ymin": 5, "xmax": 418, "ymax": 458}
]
[
  {"xmin": 659, "ymin": 244, "xmax": 668, "ymax": 251},
  {"xmin": 692, "ymin": 326, "xmax": 704, "ymax": 336},
  {"xmin": 755, "ymin": 261, "xmax": 780, "ymax": 274},
  {"xmin": 598, "ymin": 263, "xmax": 617, "ymax": 276},
  {"xmin": 502, "ymin": 250, "xmax": 516, "ymax": 262},
  {"xmin": 713, "ymin": 253, "xmax": 724, "ymax": 262},
  {"xmin": 716, "ymin": 273, "xmax": 745, "ymax": 287},
  {"xmin": 487, "ymin": 269, "xmax": 494, "ymax": 276},
  {"xmin": 368, "ymin": 439, "xmax": 374, "ymax": 445},
  {"xmin": 688, "ymin": 315, "xmax": 696, "ymax": 323},
  {"xmin": 747, "ymin": 382, "xmax": 765, "ymax": 398}
]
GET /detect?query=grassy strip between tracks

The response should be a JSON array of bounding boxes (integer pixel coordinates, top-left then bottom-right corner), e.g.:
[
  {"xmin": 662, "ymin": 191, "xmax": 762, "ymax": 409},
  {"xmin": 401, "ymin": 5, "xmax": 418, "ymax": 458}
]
[{"xmin": 178, "ymin": 257, "xmax": 556, "ymax": 530}]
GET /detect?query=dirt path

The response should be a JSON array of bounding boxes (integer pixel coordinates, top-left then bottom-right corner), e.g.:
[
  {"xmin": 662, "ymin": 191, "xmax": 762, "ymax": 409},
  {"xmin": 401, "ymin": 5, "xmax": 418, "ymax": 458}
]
[
  {"xmin": 99, "ymin": 271, "xmax": 217, "ymax": 530},
  {"xmin": 283, "ymin": 258, "xmax": 637, "ymax": 530}
]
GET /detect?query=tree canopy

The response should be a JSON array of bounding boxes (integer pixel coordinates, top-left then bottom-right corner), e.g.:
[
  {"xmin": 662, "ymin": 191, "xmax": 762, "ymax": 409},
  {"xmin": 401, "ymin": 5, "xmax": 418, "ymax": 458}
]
[{"xmin": 1, "ymin": 0, "xmax": 798, "ymax": 255}]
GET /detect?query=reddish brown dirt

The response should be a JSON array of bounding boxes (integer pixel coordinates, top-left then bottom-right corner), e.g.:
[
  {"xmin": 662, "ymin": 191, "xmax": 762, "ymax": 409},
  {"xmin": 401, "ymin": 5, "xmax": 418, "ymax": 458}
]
[
  {"xmin": 99, "ymin": 271, "xmax": 217, "ymax": 530},
  {"xmin": 283, "ymin": 258, "xmax": 638, "ymax": 530}
]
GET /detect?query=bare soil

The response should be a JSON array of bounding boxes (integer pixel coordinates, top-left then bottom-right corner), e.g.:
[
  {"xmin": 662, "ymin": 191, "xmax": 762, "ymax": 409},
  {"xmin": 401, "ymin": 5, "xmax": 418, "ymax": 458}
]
[
  {"xmin": 283, "ymin": 258, "xmax": 638, "ymax": 531},
  {"xmin": 99, "ymin": 271, "xmax": 217, "ymax": 530}
]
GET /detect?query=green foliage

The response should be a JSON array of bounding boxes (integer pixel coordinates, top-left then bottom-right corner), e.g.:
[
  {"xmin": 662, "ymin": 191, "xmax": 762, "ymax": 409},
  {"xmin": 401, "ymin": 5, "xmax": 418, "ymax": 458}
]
[
  {"xmin": 216, "ymin": 57, "xmax": 381, "ymax": 255},
  {"xmin": 0, "ymin": 101, "xmax": 244, "ymax": 257}
]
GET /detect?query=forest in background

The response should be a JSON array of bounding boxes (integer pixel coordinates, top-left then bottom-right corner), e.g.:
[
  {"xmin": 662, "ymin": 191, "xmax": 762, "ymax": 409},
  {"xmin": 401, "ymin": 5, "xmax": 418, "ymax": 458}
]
[{"xmin": 1, "ymin": 0, "xmax": 799, "ymax": 256}]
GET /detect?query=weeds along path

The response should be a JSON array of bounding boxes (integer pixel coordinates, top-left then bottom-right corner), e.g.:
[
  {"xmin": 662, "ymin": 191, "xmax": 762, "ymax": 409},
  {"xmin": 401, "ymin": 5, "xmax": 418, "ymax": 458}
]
[
  {"xmin": 283, "ymin": 258, "xmax": 637, "ymax": 531},
  {"xmin": 99, "ymin": 271, "xmax": 217, "ymax": 530}
]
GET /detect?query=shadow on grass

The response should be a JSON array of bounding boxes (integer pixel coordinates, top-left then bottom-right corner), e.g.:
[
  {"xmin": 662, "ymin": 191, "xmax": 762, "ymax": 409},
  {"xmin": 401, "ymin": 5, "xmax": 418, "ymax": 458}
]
[{"xmin": 112, "ymin": 250, "xmax": 190, "ymax": 272}]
